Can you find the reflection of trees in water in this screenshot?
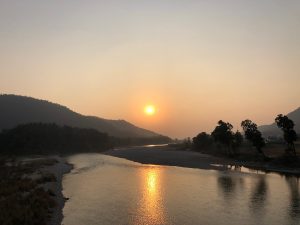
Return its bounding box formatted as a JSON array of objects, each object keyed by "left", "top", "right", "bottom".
[
  {"left": 249, "top": 176, "right": 268, "bottom": 214},
  {"left": 217, "top": 172, "right": 300, "bottom": 223},
  {"left": 218, "top": 175, "right": 236, "bottom": 200},
  {"left": 285, "top": 176, "right": 300, "bottom": 220},
  {"left": 217, "top": 173, "right": 244, "bottom": 201}
]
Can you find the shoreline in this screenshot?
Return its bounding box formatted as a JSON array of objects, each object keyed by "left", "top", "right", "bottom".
[
  {"left": 44, "top": 156, "right": 73, "bottom": 225},
  {"left": 104, "top": 145, "right": 300, "bottom": 176},
  {"left": 104, "top": 146, "right": 233, "bottom": 171},
  {"left": 21, "top": 155, "right": 74, "bottom": 225}
]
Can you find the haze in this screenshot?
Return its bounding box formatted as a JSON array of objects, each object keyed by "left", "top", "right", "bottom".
[{"left": 0, "top": 0, "right": 299, "bottom": 138}]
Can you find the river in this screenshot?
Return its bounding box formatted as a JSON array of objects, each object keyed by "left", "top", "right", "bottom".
[{"left": 62, "top": 153, "right": 300, "bottom": 225}]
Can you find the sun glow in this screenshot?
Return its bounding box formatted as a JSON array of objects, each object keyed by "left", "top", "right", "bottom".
[{"left": 144, "top": 105, "right": 156, "bottom": 116}]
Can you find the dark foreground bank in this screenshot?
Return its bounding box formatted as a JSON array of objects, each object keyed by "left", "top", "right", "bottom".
[{"left": 0, "top": 156, "right": 72, "bottom": 225}]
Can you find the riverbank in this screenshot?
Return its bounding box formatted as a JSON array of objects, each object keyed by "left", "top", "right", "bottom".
[
  {"left": 43, "top": 156, "right": 73, "bottom": 225},
  {"left": 0, "top": 156, "right": 72, "bottom": 225},
  {"left": 104, "top": 145, "right": 232, "bottom": 170},
  {"left": 104, "top": 145, "right": 300, "bottom": 176}
]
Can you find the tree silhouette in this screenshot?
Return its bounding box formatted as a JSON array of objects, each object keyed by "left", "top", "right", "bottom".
[
  {"left": 192, "top": 132, "right": 213, "bottom": 151},
  {"left": 211, "top": 120, "right": 234, "bottom": 155},
  {"left": 241, "top": 120, "right": 266, "bottom": 158},
  {"left": 275, "top": 114, "right": 298, "bottom": 156},
  {"left": 232, "top": 130, "right": 243, "bottom": 155}
]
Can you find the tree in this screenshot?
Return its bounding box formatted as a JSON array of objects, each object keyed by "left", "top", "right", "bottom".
[
  {"left": 232, "top": 130, "right": 243, "bottom": 155},
  {"left": 211, "top": 120, "right": 234, "bottom": 155},
  {"left": 241, "top": 120, "right": 266, "bottom": 158},
  {"left": 192, "top": 132, "right": 213, "bottom": 151},
  {"left": 275, "top": 114, "right": 298, "bottom": 156}
]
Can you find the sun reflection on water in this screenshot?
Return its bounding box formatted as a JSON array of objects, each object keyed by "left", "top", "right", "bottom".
[
  {"left": 147, "top": 169, "right": 157, "bottom": 194},
  {"left": 133, "top": 166, "right": 168, "bottom": 225}
]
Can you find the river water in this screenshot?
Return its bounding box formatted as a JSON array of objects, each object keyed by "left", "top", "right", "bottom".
[{"left": 62, "top": 153, "right": 300, "bottom": 225}]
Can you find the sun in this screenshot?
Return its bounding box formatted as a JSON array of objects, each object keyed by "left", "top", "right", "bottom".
[{"left": 144, "top": 105, "right": 156, "bottom": 116}]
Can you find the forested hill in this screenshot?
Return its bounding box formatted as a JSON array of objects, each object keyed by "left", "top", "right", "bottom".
[{"left": 0, "top": 94, "right": 169, "bottom": 139}]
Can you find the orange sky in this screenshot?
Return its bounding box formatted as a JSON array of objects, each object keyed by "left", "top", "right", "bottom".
[{"left": 0, "top": 1, "right": 299, "bottom": 138}]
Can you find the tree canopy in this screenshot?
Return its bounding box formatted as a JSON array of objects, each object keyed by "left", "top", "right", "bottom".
[
  {"left": 241, "top": 119, "right": 266, "bottom": 158},
  {"left": 275, "top": 114, "right": 298, "bottom": 155},
  {"left": 192, "top": 132, "right": 213, "bottom": 151},
  {"left": 211, "top": 120, "right": 235, "bottom": 155},
  {"left": 232, "top": 130, "right": 243, "bottom": 154}
]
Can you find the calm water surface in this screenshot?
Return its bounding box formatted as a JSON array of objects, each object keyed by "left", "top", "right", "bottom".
[{"left": 62, "top": 154, "right": 300, "bottom": 225}]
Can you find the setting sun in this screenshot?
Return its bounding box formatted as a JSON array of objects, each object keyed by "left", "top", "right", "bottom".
[{"left": 144, "top": 105, "right": 156, "bottom": 116}]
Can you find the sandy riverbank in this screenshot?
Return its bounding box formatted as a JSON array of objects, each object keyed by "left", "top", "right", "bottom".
[
  {"left": 42, "top": 156, "right": 73, "bottom": 225},
  {"left": 104, "top": 145, "right": 300, "bottom": 175},
  {"left": 23, "top": 156, "right": 73, "bottom": 225},
  {"left": 104, "top": 145, "right": 234, "bottom": 171}
]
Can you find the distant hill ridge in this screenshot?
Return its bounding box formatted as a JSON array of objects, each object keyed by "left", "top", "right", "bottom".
[
  {"left": 259, "top": 107, "right": 300, "bottom": 137},
  {"left": 0, "top": 94, "right": 166, "bottom": 138}
]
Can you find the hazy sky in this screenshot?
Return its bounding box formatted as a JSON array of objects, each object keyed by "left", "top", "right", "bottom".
[{"left": 0, "top": 0, "right": 299, "bottom": 138}]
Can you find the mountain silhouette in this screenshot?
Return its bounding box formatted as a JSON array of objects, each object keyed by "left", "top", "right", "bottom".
[
  {"left": 0, "top": 94, "right": 165, "bottom": 138},
  {"left": 259, "top": 107, "right": 300, "bottom": 137}
]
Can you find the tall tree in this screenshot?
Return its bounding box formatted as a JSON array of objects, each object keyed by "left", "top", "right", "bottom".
[
  {"left": 275, "top": 114, "right": 298, "bottom": 156},
  {"left": 192, "top": 132, "right": 213, "bottom": 151},
  {"left": 241, "top": 120, "right": 266, "bottom": 158},
  {"left": 232, "top": 130, "right": 243, "bottom": 155},
  {"left": 211, "top": 120, "right": 234, "bottom": 155}
]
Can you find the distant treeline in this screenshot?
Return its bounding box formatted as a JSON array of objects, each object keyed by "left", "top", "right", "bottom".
[
  {"left": 184, "top": 114, "right": 298, "bottom": 161},
  {"left": 0, "top": 123, "right": 111, "bottom": 154},
  {"left": 0, "top": 123, "right": 172, "bottom": 155}
]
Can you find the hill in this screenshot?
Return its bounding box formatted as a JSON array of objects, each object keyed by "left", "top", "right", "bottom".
[
  {"left": 259, "top": 107, "right": 300, "bottom": 137},
  {"left": 0, "top": 94, "right": 169, "bottom": 139}
]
